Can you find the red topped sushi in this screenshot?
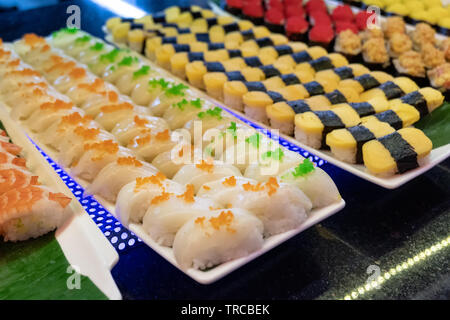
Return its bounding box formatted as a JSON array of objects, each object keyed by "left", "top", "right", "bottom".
[
  {"left": 331, "top": 5, "right": 354, "bottom": 22},
  {"left": 355, "top": 11, "right": 372, "bottom": 31},
  {"left": 226, "top": 0, "right": 243, "bottom": 16},
  {"left": 285, "top": 3, "right": 305, "bottom": 19},
  {"left": 267, "top": 0, "right": 284, "bottom": 11},
  {"left": 309, "top": 10, "right": 332, "bottom": 26},
  {"left": 286, "top": 16, "right": 309, "bottom": 41},
  {"left": 305, "top": 0, "right": 328, "bottom": 14},
  {"left": 265, "top": 7, "right": 285, "bottom": 33},
  {"left": 309, "top": 24, "right": 334, "bottom": 50},
  {"left": 242, "top": 1, "right": 264, "bottom": 25}
]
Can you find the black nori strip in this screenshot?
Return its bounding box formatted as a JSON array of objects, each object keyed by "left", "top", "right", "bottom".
[
  {"left": 274, "top": 45, "right": 293, "bottom": 56},
  {"left": 347, "top": 125, "right": 376, "bottom": 163},
  {"left": 205, "top": 62, "right": 225, "bottom": 72},
  {"left": 195, "top": 33, "right": 210, "bottom": 42},
  {"left": 310, "top": 56, "right": 334, "bottom": 72},
  {"left": 315, "top": 111, "right": 346, "bottom": 149},
  {"left": 223, "top": 22, "right": 240, "bottom": 33},
  {"left": 130, "top": 23, "right": 144, "bottom": 29},
  {"left": 349, "top": 102, "right": 375, "bottom": 117},
  {"left": 355, "top": 74, "right": 380, "bottom": 90},
  {"left": 173, "top": 44, "right": 190, "bottom": 52},
  {"left": 188, "top": 52, "right": 204, "bottom": 62},
  {"left": 227, "top": 49, "right": 242, "bottom": 58},
  {"left": 121, "top": 18, "right": 134, "bottom": 23},
  {"left": 378, "top": 132, "right": 418, "bottom": 173},
  {"left": 334, "top": 66, "right": 354, "bottom": 80},
  {"left": 259, "top": 65, "right": 281, "bottom": 78},
  {"left": 208, "top": 43, "right": 225, "bottom": 50},
  {"left": 141, "top": 35, "right": 147, "bottom": 54},
  {"left": 244, "top": 82, "right": 267, "bottom": 92},
  {"left": 281, "top": 73, "right": 301, "bottom": 85},
  {"left": 255, "top": 37, "right": 274, "bottom": 48},
  {"left": 162, "top": 36, "right": 177, "bottom": 44},
  {"left": 379, "top": 81, "right": 404, "bottom": 99},
  {"left": 326, "top": 90, "right": 347, "bottom": 104},
  {"left": 241, "top": 29, "right": 255, "bottom": 40},
  {"left": 291, "top": 51, "right": 312, "bottom": 63},
  {"left": 192, "top": 11, "right": 202, "bottom": 19},
  {"left": 206, "top": 18, "right": 218, "bottom": 27},
  {"left": 303, "top": 81, "right": 325, "bottom": 96},
  {"left": 267, "top": 91, "right": 285, "bottom": 103},
  {"left": 152, "top": 13, "right": 166, "bottom": 23},
  {"left": 178, "top": 28, "right": 191, "bottom": 34},
  {"left": 374, "top": 110, "right": 403, "bottom": 130},
  {"left": 226, "top": 71, "right": 245, "bottom": 81},
  {"left": 400, "top": 91, "right": 428, "bottom": 118},
  {"left": 179, "top": 6, "right": 191, "bottom": 12},
  {"left": 161, "top": 22, "right": 178, "bottom": 28},
  {"left": 288, "top": 100, "right": 311, "bottom": 114},
  {"left": 244, "top": 56, "right": 263, "bottom": 67}
]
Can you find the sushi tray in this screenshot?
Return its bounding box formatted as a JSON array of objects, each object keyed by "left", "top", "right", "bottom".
[
  {"left": 0, "top": 34, "right": 345, "bottom": 284},
  {"left": 0, "top": 105, "right": 121, "bottom": 299},
  {"left": 102, "top": 4, "right": 450, "bottom": 189}
]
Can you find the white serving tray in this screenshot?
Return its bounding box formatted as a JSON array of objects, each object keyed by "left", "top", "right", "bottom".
[
  {"left": 102, "top": 31, "right": 450, "bottom": 189},
  {"left": 0, "top": 104, "right": 121, "bottom": 300}
]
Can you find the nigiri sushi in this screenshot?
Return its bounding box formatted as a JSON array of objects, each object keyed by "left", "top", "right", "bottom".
[{"left": 127, "top": 129, "right": 176, "bottom": 162}]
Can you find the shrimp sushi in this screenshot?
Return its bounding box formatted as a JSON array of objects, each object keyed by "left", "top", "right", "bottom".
[
  {"left": 197, "top": 176, "right": 312, "bottom": 236},
  {"left": 0, "top": 168, "right": 39, "bottom": 194},
  {"left": 172, "top": 208, "right": 264, "bottom": 270},
  {"left": 362, "top": 127, "right": 432, "bottom": 176},
  {"left": 86, "top": 156, "right": 158, "bottom": 202}
]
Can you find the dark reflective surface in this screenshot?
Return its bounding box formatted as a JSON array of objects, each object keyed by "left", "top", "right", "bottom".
[{"left": 1, "top": 0, "right": 448, "bottom": 300}]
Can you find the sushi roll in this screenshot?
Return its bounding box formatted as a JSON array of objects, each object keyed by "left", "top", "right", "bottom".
[
  {"left": 393, "top": 51, "right": 427, "bottom": 87},
  {"left": 338, "top": 71, "right": 394, "bottom": 94},
  {"left": 359, "top": 77, "right": 419, "bottom": 101},
  {"left": 86, "top": 156, "right": 158, "bottom": 202},
  {"left": 173, "top": 160, "right": 242, "bottom": 193},
  {"left": 285, "top": 16, "right": 309, "bottom": 42},
  {"left": 172, "top": 208, "right": 264, "bottom": 270},
  {"left": 0, "top": 184, "right": 72, "bottom": 241},
  {"left": 294, "top": 104, "right": 361, "bottom": 149},
  {"left": 197, "top": 176, "right": 312, "bottom": 236},
  {"left": 388, "top": 88, "right": 445, "bottom": 118},
  {"left": 115, "top": 173, "right": 185, "bottom": 226},
  {"left": 334, "top": 30, "right": 362, "bottom": 62},
  {"left": 361, "top": 37, "right": 390, "bottom": 71},
  {"left": 362, "top": 127, "right": 432, "bottom": 176},
  {"left": 279, "top": 158, "right": 341, "bottom": 208},
  {"left": 361, "top": 103, "right": 421, "bottom": 130},
  {"left": 326, "top": 119, "right": 396, "bottom": 164},
  {"left": 221, "top": 25, "right": 271, "bottom": 44}
]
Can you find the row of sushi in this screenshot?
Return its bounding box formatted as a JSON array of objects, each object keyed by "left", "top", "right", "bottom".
[
  {"left": 0, "top": 120, "right": 72, "bottom": 242},
  {"left": 2, "top": 33, "right": 341, "bottom": 270},
  {"left": 334, "top": 14, "right": 450, "bottom": 94},
  {"left": 101, "top": 13, "right": 445, "bottom": 177}
]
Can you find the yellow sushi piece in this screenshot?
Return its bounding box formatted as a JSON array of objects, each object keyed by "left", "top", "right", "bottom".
[
  {"left": 112, "top": 22, "right": 131, "bottom": 43},
  {"left": 326, "top": 119, "right": 395, "bottom": 164},
  {"left": 259, "top": 42, "right": 308, "bottom": 59},
  {"left": 359, "top": 77, "right": 418, "bottom": 101},
  {"left": 127, "top": 29, "right": 145, "bottom": 53},
  {"left": 277, "top": 46, "right": 328, "bottom": 68},
  {"left": 266, "top": 101, "right": 297, "bottom": 135},
  {"left": 362, "top": 103, "right": 420, "bottom": 130},
  {"left": 362, "top": 127, "right": 432, "bottom": 176},
  {"left": 239, "top": 34, "right": 289, "bottom": 51},
  {"left": 295, "top": 53, "right": 349, "bottom": 76},
  {"left": 330, "top": 96, "right": 389, "bottom": 117},
  {"left": 106, "top": 17, "right": 122, "bottom": 31},
  {"left": 388, "top": 87, "right": 444, "bottom": 118},
  {"left": 303, "top": 86, "right": 360, "bottom": 111},
  {"left": 338, "top": 71, "right": 394, "bottom": 94},
  {"left": 314, "top": 64, "right": 370, "bottom": 85},
  {"left": 294, "top": 105, "right": 361, "bottom": 149}
]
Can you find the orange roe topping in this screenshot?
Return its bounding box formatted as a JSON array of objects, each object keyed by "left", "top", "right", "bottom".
[
  {"left": 117, "top": 156, "right": 143, "bottom": 167},
  {"left": 41, "top": 44, "right": 50, "bottom": 52},
  {"left": 50, "top": 55, "right": 63, "bottom": 64},
  {"left": 155, "top": 129, "right": 170, "bottom": 141},
  {"left": 77, "top": 78, "right": 104, "bottom": 92},
  {"left": 23, "top": 33, "right": 46, "bottom": 47},
  {"left": 83, "top": 140, "right": 119, "bottom": 161},
  {"left": 0, "top": 49, "right": 11, "bottom": 59},
  {"left": 196, "top": 160, "right": 214, "bottom": 173},
  {"left": 208, "top": 210, "right": 235, "bottom": 233},
  {"left": 265, "top": 177, "right": 279, "bottom": 196},
  {"left": 150, "top": 190, "right": 172, "bottom": 205},
  {"left": 225, "top": 203, "right": 232, "bottom": 209},
  {"left": 242, "top": 181, "right": 264, "bottom": 192},
  {"left": 100, "top": 102, "right": 133, "bottom": 113},
  {"left": 69, "top": 67, "right": 86, "bottom": 79},
  {"left": 222, "top": 176, "right": 236, "bottom": 187},
  {"left": 32, "top": 88, "right": 45, "bottom": 96},
  {"left": 135, "top": 134, "right": 151, "bottom": 146},
  {"left": 40, "top": 99, "right": 73, "bottom": 110},
  {"left": 134, "top": 115, "right": 149, "bottom": 126},
  {"left": 134, "top": 172, "right": 166, "bottom": 191},
  {"left": 202, "top": 185, "right": 211, "bottom": 190},
  {"left": 59, "top": 112, "right": 93, "bottom": 126},
  {"left": 49, "top": 192, "right": 72, "bottom": 208},
  {"left": 7, "top": 59, "right": 20, "bottom": 67},
  {"left": 46, "top": 61, "right": 76, "bottom": 73},
  {"left": 108, "top": 91, "right": 118, "bottom": 102},
  {"left": 74, "top": 126, "right": 100, "bottom": 140},
  {"left": 177, "top": 184, "right": 195, "bottom": 203},
  {"left": 195, "top": 216, "right": 205, "bottom": 226},
  {"left": 7, "top": 69, "right": 41, "bottom": 77},
  {"left": 23, "top": 81, "right": 47, "bottom": 88}
]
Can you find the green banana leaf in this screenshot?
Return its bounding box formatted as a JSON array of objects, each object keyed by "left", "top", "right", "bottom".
[
  {"left": 0, "top": 232, "right": 107, "bottom": 300},
  {"left": 415, "top": 102, "right": 450, "bottom": 149}
]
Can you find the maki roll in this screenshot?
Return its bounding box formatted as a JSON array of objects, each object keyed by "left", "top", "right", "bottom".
[
  {"left": 265, "top": 8, "right": 285, "bottom": 34},
  {"left": 427, "top": 63, "right": 450, "bottom": 100},
  {"left": 285, "top": 16, "right": 309, "bottom": 42},
  {"left": 361, "top": 103, "right": 420, "bottom": 130},
  {"left": 338, "top": 71, "right": 394, "bottom": 94},
  {"left": 362, "top": 128, "right": 432, "bottom": 176},
  {"left": 359, "top": 77, "right": 419, "bottom": 101},
  {"left": 393, "top": 51, "right": 427, "bottom": 87},
  {"left": 326, "top": 119, "right": 395, "bottom": 164},
  {"left": 361, "top": 37, "right": 390, "bottom": 71},
  {"left": 334, "top": 30, "right": 362, "bottom": 62},
  {"left": 294, "top": 104, "right": 361, "bottom": 149}
]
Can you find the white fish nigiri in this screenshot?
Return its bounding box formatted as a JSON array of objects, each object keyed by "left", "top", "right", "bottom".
[
  {"left": 111, "top": 114, "right": 169, "bottom": 146},
  {"left": 173, "top": 208, "right": 264, "bottom": 270},
  {"left": 127, "top": 129, "right": 176, "bottom": 162}
]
